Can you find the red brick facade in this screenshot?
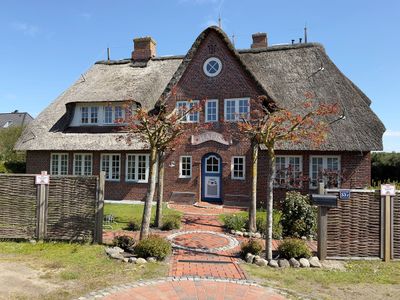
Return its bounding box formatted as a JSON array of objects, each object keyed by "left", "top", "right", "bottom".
[{"left": 25, "top": 31, "right": 373, "bottom": 205}]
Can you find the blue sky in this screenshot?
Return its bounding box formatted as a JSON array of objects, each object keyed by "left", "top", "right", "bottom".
[{"left": 0, "top": 0, "right": 399, "bottom": 151}]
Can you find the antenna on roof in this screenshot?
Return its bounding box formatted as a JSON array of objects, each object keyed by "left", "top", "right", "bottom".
[
  {"left": 231, "top": 33, "right": 235, "bottom": 47},
  {"left": 107, "top": 47, "right": 110, "bottom": 61},
  {"left": 218, "top": 14, "right": 222, "bottom": 28},
  {"left": 304, "top": 23, "right": 308, "bottom": 43}
]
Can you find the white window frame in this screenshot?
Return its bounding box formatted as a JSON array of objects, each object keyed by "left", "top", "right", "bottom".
[
  {"left": 125, "top": 154, "right": 150, "bottom": 183},
  {"left": 309, "top": 155, "right": 341, "bottom": 189},
  {"left": 50, "top": 153, "right": 69, "bottom": 175},
  {"left": 73, "top": 153, "right": 93, "bottom": 176},
  {"left": 179, "top": 156, "right": 192, "bottom": 178},
  {"left": 205, "top": 99, "right": 218, "bottom": 122},
  {"left": 101, "top": 153, "right": 121, "bottom": 181},
  {"left": 176, "top": 100, "right": 199, "bottom": 123},
  {"left": 231, "top": 156, "right": 246, "bottom": 180},
  {"left": 80, "top": 106, "right": 100, "bottom": 125},
  {"left": 224, "top": 98, "right": 250, "bottom": 122},
  {"left": 205, "top": 155, "right": 220, "bottom": 174},
  {"left": 274, "top": 155, "right": 303, "bottom": 188}
]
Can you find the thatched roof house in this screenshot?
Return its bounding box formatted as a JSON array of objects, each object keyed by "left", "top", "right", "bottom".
[{"left": 17, "top": 26, "right": 385, "bottom": 203}]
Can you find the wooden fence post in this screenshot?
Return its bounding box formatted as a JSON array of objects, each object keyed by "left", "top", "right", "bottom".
[
  {"left": 36, "top": 171, "right": 49, "bottom": 240},
  {"left": 94, "top": 171, "right": 105, "bottom": 244},
  {"left": 317, "top": 182, "right": 328, "bottom": 261}
]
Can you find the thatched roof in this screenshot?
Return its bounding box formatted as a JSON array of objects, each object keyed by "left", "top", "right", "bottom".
[{"left": 16, "top": 26, "right": 384, "bottom": 152}]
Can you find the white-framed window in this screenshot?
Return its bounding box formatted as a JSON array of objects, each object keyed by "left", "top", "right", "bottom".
[
  {"left": 81, "top": 106, "right": 99, "bottom": 124},
  {"left": 101, "top": 154, "right": 121, "bottom": 181},
  {"left": 126, "top": 154, "right": 150, "bottom": 183},
  {"left": 205, "top": 99, "right": 218, "bottom": 122},
  {"left": 309, "top": 156, "right": 341, "bottom": 189},
  {"left": 231, "top": 156, "right": 245, "bottom": 180},
  {"left": 179, "top": 156, "right": 192, "bottom": 178},
  {"left": 103, "top": 105, "right": 125, "bottom": 125},
  {"left": 274, "top": 156, "right": 303, "bottom": 188},
  {"left": 50, "top": 153, "right": 69, "bottom": 175},
  {"left": 176, "top": 100, "right": 199, "bottom": 122},
  {"left": 73, "top": 153, "right": 92, "bottom": 176},
  {"left": 205, "top": 155, "right": 220, "bottom": 173},
  {"left": 203, "top": 57, "right": 222, "bottom": 77},
  {"left": 224, "top": 98, "right": 250, "bottom": 121}
]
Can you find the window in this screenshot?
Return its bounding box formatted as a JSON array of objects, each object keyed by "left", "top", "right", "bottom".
[
  {"left": 81, "top": 106, "right": 99, "bottom": 124},
  {"left": 203, "top": 57, "right": 222, "bottom": 77},
  {"left": 274, "top": 156, "right": 302, "bottom": 187},
  {"left": 104, "top": 106, "right": 113, "bottom": 124},
  {"left": 205, "top": 155, "right": 220, "bottom": 173},
  {"left": 179, "top": 156, "right": 192, "bottom": 178},
  {"left": 126, "top": 154, "right": 149, "bottom": 183},
  {"left": 115, "top": 106, "right": 123, "bottom": 121},
  {"left": 224, "top": 98, "right": 249, "bottom": 121},
  {"left": 101, "top": 154, "right": 120, "bottom": 181},
  {"left": 310, "top": 156, "right": 341, "bottom": 188},
  {"left": 176, "top": 100, "right": 199, "bottom": 122},
  {"left": 50, "top": 153, "right": 68, "bottom": 175},
  {"left": 205, "top": 99, "right": 218, "bottom": 122},
  {"left": 73, "top": 153, "right": 92, "bottom": 176},
  {"left": 231, "top": 156, "right": 245, "bottom": 180}
]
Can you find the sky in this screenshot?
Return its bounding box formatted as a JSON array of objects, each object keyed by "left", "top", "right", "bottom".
[{"left": 0, "top": 0, "right": 399, "bottom": 151}]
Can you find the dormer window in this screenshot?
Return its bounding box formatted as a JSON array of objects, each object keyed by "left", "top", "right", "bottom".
[
  {"left": 74, "top": 103, "right": 127, "bottom": 126},
  {"left": 104, "top": 105, "right": 125, "bottom": 125}
]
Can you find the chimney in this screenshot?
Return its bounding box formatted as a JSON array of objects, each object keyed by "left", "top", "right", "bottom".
[
  {"left": 251, "top": 32, "right": 268, "bottom": 49},
  {"left": 131, "top": 36, "right": 156, "bottom": 61}
]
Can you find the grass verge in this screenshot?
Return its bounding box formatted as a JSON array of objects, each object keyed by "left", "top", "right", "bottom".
[{"left": 0, "top": 241, "right": 168, "bottom": 300}]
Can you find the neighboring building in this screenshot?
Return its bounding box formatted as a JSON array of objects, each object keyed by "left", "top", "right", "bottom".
[
  {"left": 16, "top": 26, "right": 385, "bottom": 205},
  {"left": 0, "top": 110, "right": 33, "bottom": 129}
]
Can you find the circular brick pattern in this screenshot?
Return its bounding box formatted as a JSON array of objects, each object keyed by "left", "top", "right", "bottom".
[{"left": 167, "top": 230, "right": 239, "bottom": 253}]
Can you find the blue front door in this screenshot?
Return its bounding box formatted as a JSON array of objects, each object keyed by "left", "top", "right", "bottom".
[{"left": 201, "top": 153, "right": 222, "bottom": 202}]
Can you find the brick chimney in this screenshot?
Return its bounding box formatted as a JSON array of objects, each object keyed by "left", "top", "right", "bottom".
[
  {"left": 251, "top": 32, "right": 268, "bottom": 49},
  {"left": 131, "top": 37, "right": 156, "bottom": 61}
]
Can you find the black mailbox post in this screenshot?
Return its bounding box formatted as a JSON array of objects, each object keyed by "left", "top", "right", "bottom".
[{"left": 311, "top": 194, "right": 338, "bottom": 208}]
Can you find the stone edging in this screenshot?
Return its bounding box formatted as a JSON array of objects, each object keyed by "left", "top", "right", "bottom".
[
  {"left": 166, "top": 230, "right": 239, "bottom": 253},
  {"left": 76, "top": 276, "right": 262, "bottom": 300}
]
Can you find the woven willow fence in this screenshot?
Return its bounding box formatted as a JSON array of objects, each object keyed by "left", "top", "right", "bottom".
[
  {"left": 393, "top": 194, "right": 400, "bottom": 259},
  {"left": 0, "top": 174, "right": 104, "bottom": 243},
  {"left": 326, "top": 190, "right": 380, "bottom": 258}
]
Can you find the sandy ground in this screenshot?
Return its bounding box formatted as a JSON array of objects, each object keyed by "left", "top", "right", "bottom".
[{"left": 0, "top": 262, "right": 60, "bottom": 300}]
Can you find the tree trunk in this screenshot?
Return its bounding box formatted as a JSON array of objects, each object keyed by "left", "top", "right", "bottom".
[
  {"left": 155, "top": 151, "right": 165, "bottom": 228},
  {"left": 265, "top": 147, "right": 275, "bottom": 260},
  {"left": 140, "top": 147, "right": 158, "bottom": 240},
  {"left": 248, "top": 140, "right": 258, "bottom": 232}
]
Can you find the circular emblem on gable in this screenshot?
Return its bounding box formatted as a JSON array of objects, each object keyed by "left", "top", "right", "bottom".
[{"left": 203, "top": 57, "right": 222, "bottom": 77}]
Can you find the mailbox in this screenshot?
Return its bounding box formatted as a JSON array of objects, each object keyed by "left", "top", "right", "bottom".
[{"left": 311, "top": 194, "right": 338, "bottom": 208}]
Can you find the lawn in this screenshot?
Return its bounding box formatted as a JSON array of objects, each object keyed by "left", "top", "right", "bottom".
[
  {"left": 104, "top": 202, "right": 182, "bottom": 230},
  {"left": 0, "top": 241, "right": 168, "bottom": 300},
  {"left": 243, "top": 260, "right": 400, "bottom": 300}
]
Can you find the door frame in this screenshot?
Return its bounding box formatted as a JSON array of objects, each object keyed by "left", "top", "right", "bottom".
[{"left": 201, "top": 153, "right": 222, "bottom": 203}]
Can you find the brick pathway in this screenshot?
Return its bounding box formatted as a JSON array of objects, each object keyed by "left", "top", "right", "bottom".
[{"left": 101, "top": 278, "right": 286, "bottom": 300}]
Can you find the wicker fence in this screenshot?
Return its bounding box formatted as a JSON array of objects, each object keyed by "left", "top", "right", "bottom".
[
  {"left": 0, "top": 174, "right": 104, "bottom": 243},
  {"left": 324, "top": 189, "right": 399, "bottom": 259}
]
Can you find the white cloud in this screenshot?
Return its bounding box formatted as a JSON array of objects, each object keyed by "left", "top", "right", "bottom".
[
  {"left": 10, "top": 22, "right": 39, "bottom": 37},
  {"left": 384, "top": 130, "right": 400, "bottom": 137}
]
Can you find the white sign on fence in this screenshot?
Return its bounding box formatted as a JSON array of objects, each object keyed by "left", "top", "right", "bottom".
[
  {"left": 381, "top": 184, "right": 396, "bottom": 196},
  {"left": 35, "top": 171, "right": 50, "bottom": 185}
]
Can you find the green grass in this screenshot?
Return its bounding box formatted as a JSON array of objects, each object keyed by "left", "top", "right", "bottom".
[
  {"left": 0, "top": 241, "right": 168, "bottom": 300},
  {"left": 104, "top": 203, "right": 182, "bottom": 230},
  {"left": 243, "top": 260, "right": 400, "bottom": 299}
]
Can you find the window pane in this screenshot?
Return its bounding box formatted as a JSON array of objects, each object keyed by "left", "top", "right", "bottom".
[
  {"left": 111, "top": 155, "right": 120, "bottom": 180},
  {"left": 81, "top": 107, "right": 89, "bottom": 124},
  {"left": 74, "top": 154, "right": 82, "bottom": 175},
  {"left": 51, "top": 154, "right": 59, "bottom": 175},
  {"left": 127, "top": 155, "right": 136, "bottom": 181},
  {"left": 90, "top": 107, "right": 98, "bottom": 123},
  {"left": 115, "top": 106, "right": 123, "bottom": 121},
  {"left": 233, "top": 157, "right": 244, "bottom": 179},
  {"left": 206, "top": 101, "right": 217, "bottom": 121},
  {"left": 104, "top": 106, "right": 113, "bottom": 124},
  {"left": 83, "top": 155, "right": 92, "bottom": 175},
  {"left": 181, "top": 156, "right": 192, "bottom": 177},
  {"left": 225, "top": 100, "right": 236, "bottom": 121},
  {"left": 138, "top": 155, "right": 147, "bottom": 181},
  {"left": 238, "top": 99, "right": 249, "bottom": 120}
]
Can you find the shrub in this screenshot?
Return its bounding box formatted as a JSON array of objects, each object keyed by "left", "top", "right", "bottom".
[
  {"left": 161, "top": 214, "right": 182, "bottom": 230},
  {"left": 281, "top": 191, "right": 316, "bottom": 238},
  {"left": 277, "top": 238, "right": 311, "bottom": 259},
  {"left": 222, "top": 214, "right": 247, "bottom": 231},
  {"left": 126, "top": 219, "right": 141, "bottom": 231},
  {"left": 4, "top": 160, "right": 26, "bottom": 173},
  {"left": 240, "top": 239, "right": 263, "bottom": 257},
  {"left": 113, "top": 235, "right": 136, "bottom": 252},
  {"left": 255, "top": 210, "right": 283, "bottom": 239},
  {"left": 134, "top": 235, "right": 172, "bottom": 260}
]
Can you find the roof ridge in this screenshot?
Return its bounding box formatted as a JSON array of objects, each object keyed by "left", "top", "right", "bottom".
[{"left": 238, "top": 42, "right": 325, "bottom": 54}]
